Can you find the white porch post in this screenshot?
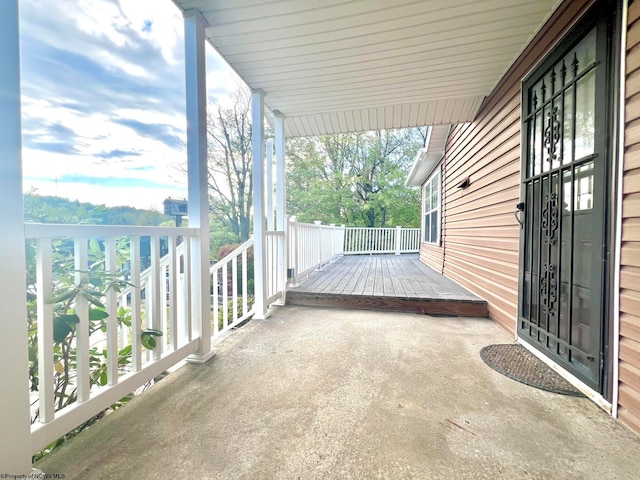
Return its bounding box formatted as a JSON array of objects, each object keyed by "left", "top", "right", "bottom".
[
  {"left": 183, "top": 9, "right": 213, "bottom": 363},
  {"left": 0, "top": 1, "right": 32, "bottom": 474},
  {"left": 274, "top": 112, "right": 288, "bottom": 303},
  {"left": 252, "top": 90, "right": 269, "bottom": 319}
]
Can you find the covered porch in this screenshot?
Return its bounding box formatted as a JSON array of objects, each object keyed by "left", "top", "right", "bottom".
[
  {"left": 4, "top": 0, "right": 638, "bottom": 475},
  {"left": 35, "top": 306, "right": 640, "bottom": 479}
]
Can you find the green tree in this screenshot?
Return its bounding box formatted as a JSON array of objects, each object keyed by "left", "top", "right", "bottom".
[
  {"left": 206, "top": 87, "right": 253, "bottom": 242},
  {"left": 24, "top": 191, "right": 170, "bottom": 226},
  {"left": 287, "top": 128, "right": 427, "bottom": 227}
]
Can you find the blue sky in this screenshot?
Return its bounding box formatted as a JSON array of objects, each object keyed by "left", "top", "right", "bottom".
[{"left": 19, "top": 0, "right": 241, "bottom": 210}]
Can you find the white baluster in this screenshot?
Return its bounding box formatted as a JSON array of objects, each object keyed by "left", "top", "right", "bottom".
[
  {"left": 105, "top": 238, "right": 118, "bottom": 386},
  {"left": 74, "top": 238, "right": 90, "bottom": 403},
  {"left": 36, "top": 238, "right": 54, "bottom": 423}
]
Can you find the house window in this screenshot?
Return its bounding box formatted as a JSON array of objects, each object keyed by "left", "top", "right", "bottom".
[{"left": 422, "top": 168, "right": 440, "bottom": 245}]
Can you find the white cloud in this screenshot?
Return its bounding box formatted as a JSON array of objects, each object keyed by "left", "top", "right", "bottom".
[{"left": 18, "top": 0, "right": 236, "bottom": 214}]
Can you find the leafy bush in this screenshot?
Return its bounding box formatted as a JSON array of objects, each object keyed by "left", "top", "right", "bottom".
[{"left": 26, "top": 237, "right": 161, "bottom": 460}]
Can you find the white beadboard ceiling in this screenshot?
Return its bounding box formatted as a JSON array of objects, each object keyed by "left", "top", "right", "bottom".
[{"left": 172, "top": 0, "right": 559, "bottom": 137}]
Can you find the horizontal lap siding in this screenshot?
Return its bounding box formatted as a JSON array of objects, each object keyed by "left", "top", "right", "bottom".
[
  {"left": 621, "top": 0, "right": 640, "bottom": 434},
  {"left": 442, "top": 105, "right": 521, "bottom": 334},
  {"left": 431, "top": 0, "right": 594, "bottom": 336},
  {"left": 420, "top": 242, "right": 444, "bottom": 273}
]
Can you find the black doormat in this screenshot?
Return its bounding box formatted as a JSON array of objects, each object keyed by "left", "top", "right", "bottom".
[{"left": 480, "top": 344, "right": 584, "bottom": 396}]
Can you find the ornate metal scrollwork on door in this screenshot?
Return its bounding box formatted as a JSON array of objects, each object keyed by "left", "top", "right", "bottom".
[
  {"left": 540, "top": 264, "right": 558, "bottom": 317},
  {"left": 541, "top": 193, "right": 559, "bottom": 245},
  {"left": 544, "top": 106, "right": 561, "bottom": 163},
  {"left": 548, "top": 265, "right": 557, "bottom": 317}
]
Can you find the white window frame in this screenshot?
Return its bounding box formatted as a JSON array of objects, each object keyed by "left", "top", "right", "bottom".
[{"left": 422, "top": 167, "right": 441, "bottom": 246}]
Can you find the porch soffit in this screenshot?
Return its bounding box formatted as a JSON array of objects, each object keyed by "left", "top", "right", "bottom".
[{"left": 173, "top": 0, "right": 559, "bottom": 137}]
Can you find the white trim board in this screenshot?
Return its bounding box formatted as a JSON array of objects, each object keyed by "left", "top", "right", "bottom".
[{"left": 517, "top": 338, "right": 612, "bottom": 415}]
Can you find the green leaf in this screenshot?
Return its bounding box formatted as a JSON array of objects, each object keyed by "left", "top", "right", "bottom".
[
  {"left": 50, "top": 290, "right": 75, "bottom": 304},
  {"left": 89, "top": 238, "right": 101, "bottom": 256},
  {"left": 53, "top": 318, "right": 73, "bottom": 343},
  {"left": 85, "top": 295, "right": 106, "bottom": 309},
  {"left": 99, "top": 369, "right": 108, "bottom": 386},
  {"left": 119, "top": 344, "right": 132, "bottom": 357},
  {"left": 142, "top": 328, "right": 163, "bottom": 336},
  {"left": 141, "top": 334, "right": 156, "bottom": 350},
  {"left": 141, "top": 328, "right": 162, "bottom": 350},
  {"left": 58, "top": 313, "right": 80, "bottom": 326},
  {"left": 81, "top": 288, "right": 102, "bottom": 298},
  {"left": 88, "top": 308, "right": 109, "bottom": 321}
]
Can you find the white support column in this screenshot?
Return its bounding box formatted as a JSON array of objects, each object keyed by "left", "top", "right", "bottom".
[
  {"left": 252, "top": 90, "right": 269, "bottom": 319},
  {"left": 0, "top": 1, "right": 32, "bottom": 474},
  {"left": 183, "top": 9, "right": 214, "bottom": 363},
  {"left": 275, "top": 112, "right": 287, "bottom": 232},
  {"left": 274, "top": 112, "right": 288, "bottom": 304},
  {"left": 266, "top": 138, "right": 274, "bottom": 231}
]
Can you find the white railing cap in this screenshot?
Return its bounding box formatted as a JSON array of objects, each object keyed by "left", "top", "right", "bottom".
[{"left": 25, "top": 223, "right": 198, "bottom": 239}]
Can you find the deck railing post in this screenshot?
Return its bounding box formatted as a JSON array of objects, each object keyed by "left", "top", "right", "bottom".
[
  {"left": 183, "top": 9, "right": 213, "bottom": 363},
  {"left": 314, "top": 221, "right": 323, "bottom": 270},
  {"left": 289, "top": 216, "right": 298, "bottom": 287},
  {"left": 0, "top": 1, "right": 32, "bottom": 472},
  {"left": 329, "top": 224, "right": 336, "bottom": 261},
  {"left": 395, "top": 226, "right": 402, "bottom": 254}
]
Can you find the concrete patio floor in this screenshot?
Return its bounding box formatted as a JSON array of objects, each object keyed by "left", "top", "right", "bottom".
[{"left": 37, "top": 306, "right": 640, "bottom": 479}]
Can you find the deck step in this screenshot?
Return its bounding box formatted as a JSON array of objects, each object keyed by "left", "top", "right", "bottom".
[{"left": 286, "top": 291, "right": 488, "bottom": 317}]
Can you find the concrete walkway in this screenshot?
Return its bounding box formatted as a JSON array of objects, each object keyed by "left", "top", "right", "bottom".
[{"left": 37, "top": 306, "right": 640, "bottom": 479}]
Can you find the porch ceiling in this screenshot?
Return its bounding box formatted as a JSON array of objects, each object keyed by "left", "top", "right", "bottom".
[{"left": 172, "top": 0, "right": 559, "bottom": 137}]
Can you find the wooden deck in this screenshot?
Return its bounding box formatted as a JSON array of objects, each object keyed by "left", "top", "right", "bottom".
[{"left": 287, "top": 254, "right": 488, "bottom": 317}]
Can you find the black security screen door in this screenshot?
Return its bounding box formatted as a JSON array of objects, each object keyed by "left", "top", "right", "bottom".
[{"left": 519, "top": 6, "right": 613, "bottom": 391}]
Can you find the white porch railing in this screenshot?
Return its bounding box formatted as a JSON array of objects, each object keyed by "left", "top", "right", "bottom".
[
  {"left": 343, "top": 226, "right": 420, "bottom": 255},
  {"left": 24, "top": 221, "right": 418, "bottom": 457},
  {"left": 25, "top": 223, "right": 202, "bottom": 455},
  {"left": 211, "top": 239, "right": 255, "bottom": 336},
  {"left": 288, "top": 219, "right": 345, "bottom": 284}
]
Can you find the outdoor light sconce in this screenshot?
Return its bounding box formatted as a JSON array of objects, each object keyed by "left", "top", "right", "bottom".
[
  {"left": 515, "top": 202, "right": 525, "bottom": 228},
  {"left": 457, "top": 176, "right": 471, "bottom": 189}
]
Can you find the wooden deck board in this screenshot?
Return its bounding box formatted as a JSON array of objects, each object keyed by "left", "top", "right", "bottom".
[
  {"left": 304, "top": 259, "right": 348, "bottom": 293},
  {"left": 389, "top": 256, "right": 418, "bottom": 298},
  {"left": 385, "top": 257, "right": 402, "bottom": 296},
  {"left": 287, "top": 254, "right": 488, "bottom": 317},
  {"left": 332, "top": 259, "right": 359, "bottom": 295},
  {"left": 382, "top": 257, "right": 397, "bottom": 296}
]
